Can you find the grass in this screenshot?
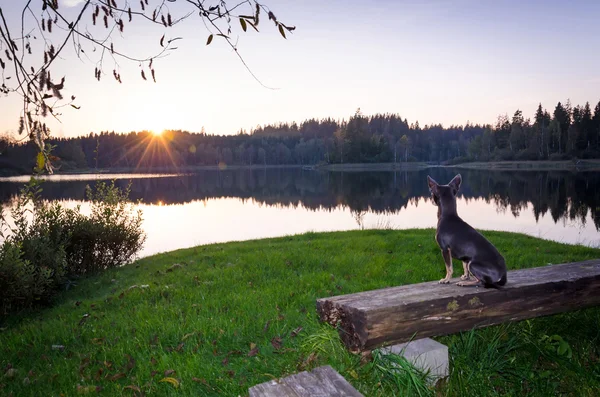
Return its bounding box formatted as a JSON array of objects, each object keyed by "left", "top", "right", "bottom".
[{"left": 1, "top": 229, "right": 599, "bottom": 396}]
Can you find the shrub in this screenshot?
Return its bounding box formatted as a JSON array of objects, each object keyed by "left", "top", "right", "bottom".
[
  {"left": 66, "top": 181, "right": 146, "bottom": 275},
  {"left": 0, "top": 241, "right": 56, "bottom": 313},
  {"left": 515, "top": 149, "right": 539, "bottom": 161},
  {"left": 0, "top": 179, "right": 146, "bottom": 315}
]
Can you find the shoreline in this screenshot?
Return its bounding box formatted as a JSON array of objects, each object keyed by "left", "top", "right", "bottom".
[
  {"left": 2, "top": 159, "right": 600, "bottom": 177},
  {"left": 451, "top": 159, "right": 600, "bottom": 171}
]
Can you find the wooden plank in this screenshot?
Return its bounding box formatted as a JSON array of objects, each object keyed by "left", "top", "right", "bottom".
[
  {"left": 282, "top": 370, "right": 334, "bottom": 397},
  {"left": 316, "top": 259, "right": 600, "bottom": 352},
  {"left": 249, "top": 366, "right": 363, "bottom": 397},
  {"left": 249, "top": 378, "right": 298, "bottom": 397},
  {"left": 311, "top": 366, "right": 364, "bottom": 397}
]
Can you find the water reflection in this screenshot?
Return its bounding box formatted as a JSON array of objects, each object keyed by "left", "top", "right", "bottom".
[{"left": 0, "top": 168, "right": 598, "bottom": 256}]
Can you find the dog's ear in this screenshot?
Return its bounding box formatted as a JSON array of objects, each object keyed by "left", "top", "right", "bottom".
[
  {"left": 427, "top": 175, "right": 439, "bottom": 194},
  {"left": 449, "top": 174, "right": 462, "bottom": 195}
]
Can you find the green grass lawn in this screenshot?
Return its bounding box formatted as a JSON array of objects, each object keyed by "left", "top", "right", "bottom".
[{"left": 1, "top": 229, "right": 599, "bottom": 396}]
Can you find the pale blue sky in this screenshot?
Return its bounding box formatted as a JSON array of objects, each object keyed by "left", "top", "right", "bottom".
[{"left": 1, "top": 0, "right": 599, "bottom": 137}]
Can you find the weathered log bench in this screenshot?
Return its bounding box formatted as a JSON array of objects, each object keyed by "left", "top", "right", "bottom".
[
  {"left": 249, "top": 365, "right": 363, "bottom": 397},
  {"left": 317, "top": 259, "right": 600, "bottom": 352}
]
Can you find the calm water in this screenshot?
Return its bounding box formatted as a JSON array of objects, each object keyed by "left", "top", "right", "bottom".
[{"left": 0, "top": 168, "right": 598, "bottom": 257}]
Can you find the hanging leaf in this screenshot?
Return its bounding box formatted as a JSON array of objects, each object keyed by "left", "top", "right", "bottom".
[
  {"left": 247, "top": 21, "right": 259, "bottom": 32},
  {"left": 160, "top": 34, "right": 165, "bottom": 47},
  {"left": 240, "top": 18, "right": 247, "bottom": 32},
  {"left": 36, "top": 151, "right": 45, "bottom": 171},
  {"left": 206, "top": 34, "right": 213, "bottom": 45},
  {"left": 278, "top": 24, "right": 286, "bottom": 39}
]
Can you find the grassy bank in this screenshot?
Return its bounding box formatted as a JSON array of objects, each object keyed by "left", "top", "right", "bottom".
[
  {"left": 1, "top": 230, "right": 599, "bottom": 396},
  {"left": 453, "top": 159, "right": 600, "bottom": 171},
  {"left": 314, "top": 162, "right": 429, "bottom": 171}
]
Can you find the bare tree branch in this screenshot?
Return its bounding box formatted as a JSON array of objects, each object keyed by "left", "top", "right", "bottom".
[{"left": 0, "top": 0, "right": 294, "bottom": 173}]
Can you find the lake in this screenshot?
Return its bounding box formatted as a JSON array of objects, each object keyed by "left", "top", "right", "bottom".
[{"left": 0, "top": 167, "right": 598, "bottom": 257}]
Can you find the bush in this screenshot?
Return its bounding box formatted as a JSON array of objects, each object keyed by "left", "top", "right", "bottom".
[
  {"left": 492, "top": 149, "right": 514, "bottom": 161},
  {"left": 515, "top": 149, "right": 539, "bottom": 161},
  {"left": 67, "top": 182, "right": 146, "bottom": 275},
  {"left": 0, "top": 242, "right": 56, "bottom": 313},
  {"left": 0, "top": 179, "right": 145, "bottom": 314}
]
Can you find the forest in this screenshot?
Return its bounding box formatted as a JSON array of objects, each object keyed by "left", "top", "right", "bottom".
[{"left": 1, "top": 100, "right": 599, "bottom": 174}]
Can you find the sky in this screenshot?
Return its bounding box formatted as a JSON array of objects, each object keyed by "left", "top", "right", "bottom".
[{"left": 1, "top": 0, "right": 600, "bottom": 138}]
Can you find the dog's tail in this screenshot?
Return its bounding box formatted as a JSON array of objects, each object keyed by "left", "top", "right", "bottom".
[{"left": 483, "top": 273, "right": 507, "bottom": 289}]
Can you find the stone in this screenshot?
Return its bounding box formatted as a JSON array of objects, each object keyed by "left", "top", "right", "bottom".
[{"left": 378, "top": 337, "right": 449, "bottom": 380}]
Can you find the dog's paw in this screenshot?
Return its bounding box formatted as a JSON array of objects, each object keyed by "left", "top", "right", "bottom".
[
  {"left": 438, "top": 278, "right": 450, "bottom": 284},
  {"left": 460, "top": 274, "right": 470, "bottom": 281},
  {"left": 456, "top": 281, "right": 467, "bottom": 287}
]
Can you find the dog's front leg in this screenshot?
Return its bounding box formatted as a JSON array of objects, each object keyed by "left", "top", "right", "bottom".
[{"left": 439, "top": 248, "right": 453, "bottom": 284}]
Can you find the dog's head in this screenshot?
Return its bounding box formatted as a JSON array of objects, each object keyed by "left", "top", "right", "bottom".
[{"left": 427, "top": 174, "right": 462, "bottom": 207}]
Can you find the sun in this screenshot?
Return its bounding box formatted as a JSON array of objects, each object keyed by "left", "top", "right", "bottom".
[{"left": 151, "top": 130, "right": 164, "bottom": 137}]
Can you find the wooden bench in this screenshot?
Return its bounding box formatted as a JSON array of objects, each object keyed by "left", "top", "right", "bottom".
[
  {"left": 316, "top": 259, "right": 600, "bottom": 352},
  {"left": 249, "top": 365, "right": 363, "bottom": 397}
]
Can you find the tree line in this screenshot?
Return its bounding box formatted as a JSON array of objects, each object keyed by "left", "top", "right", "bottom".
[{"left": 1, "top": 100, "right": 599, "bottom": 174}]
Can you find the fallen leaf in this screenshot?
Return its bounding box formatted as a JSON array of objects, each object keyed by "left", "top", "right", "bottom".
[
  {"left": 123, "top": 385, "right": 141, "bottom": 392},
  {"left": 76, "top": 385, "right": 98, "bottom": 394},
  {"left": 263, "top": 321, "right": 270, "bottom": 333},
  {"left": 248, "top": 346, "right": 259, "bottom": 357},
  {"left": 124, "top": 354, "right": 135, "bottom": 371},
  {"left": 175, "top": 343, "right": 185, "bottom": 352},
  {"left": 94, "top": 368, "right": 103, "bottom": 381},
  {"left": 164, "top": 369, "right": 175, "bottom": 376},
  {"left": 150, "top": 371, "right": 159, "bottom": 377},
  {"left": 270, "top": 337, "right": 283, "bottom": 350},
  {"left": 4, "top": 368, "right": 16, "bottom": 378},
  {"left": 79, "top": 358, "right": 91, "bottom": 375},
  {"left": 150, "top": 357, "right": 157, "bottom": 366},
  {"left": 300, "top": 352, "right": 318, "bottom": 370},
  {"left": 109, "top": 373, "right": 126, "bottom": 381},
  {"left": 91, "top": 338, "right": 104, "bottom": 345},
  {"left": 273, "top": 347, "right": 297, "bottom": 354},
  {"left": 159, "top": 377, "right": 180, "bottom": 388},
  {"left": 79, "top": 314, "right": 90, "bottom": 326},
  {"left": 181, "top": 332, "right": 195, "bottom": 342},
  {"left": 290, "top": 326, "right": 303, "bottom": 337},
  {"left": 166, "top": 263, "right": 183, "bottom": 272},
  {"left": 221, "top": 357, "right": 229, "bottom": 366}
]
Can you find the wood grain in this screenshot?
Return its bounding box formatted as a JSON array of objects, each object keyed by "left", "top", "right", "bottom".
[
  {"left": 316, "top": 259, "right": 600, "bottom": 351},
  {"left": 248, "top": 365, "right": 363, "bottom": 397}
]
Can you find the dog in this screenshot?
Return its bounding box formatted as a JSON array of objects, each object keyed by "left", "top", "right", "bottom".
[{"left": 427, "top": 174, "right": 507, "bottom": 288}]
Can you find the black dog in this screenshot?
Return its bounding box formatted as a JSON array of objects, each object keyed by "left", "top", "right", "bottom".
[{"left": 427, "top": 174, "right": 507, "bottom": 288}]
